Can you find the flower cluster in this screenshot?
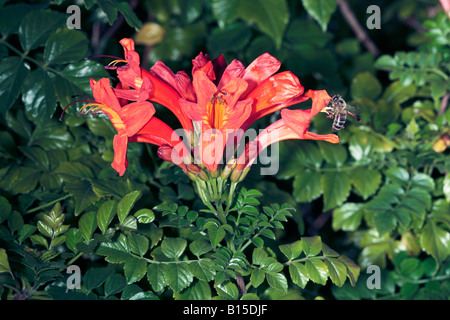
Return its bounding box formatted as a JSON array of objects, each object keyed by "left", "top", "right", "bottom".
[{"left": 65, "top": 38, "right": 339, "bottom": 209}]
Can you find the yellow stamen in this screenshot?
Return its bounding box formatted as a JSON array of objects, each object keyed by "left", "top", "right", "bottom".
[{"left": 108, "top": 59, "right": 128, "bottom": 67}]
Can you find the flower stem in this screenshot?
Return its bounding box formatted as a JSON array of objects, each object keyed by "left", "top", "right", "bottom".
[{"left": 225, "top": 182, "right": 238, "bottom": 215}]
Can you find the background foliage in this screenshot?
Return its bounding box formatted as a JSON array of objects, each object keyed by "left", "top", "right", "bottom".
[{"left": 0, "top": 0, "right": 449, "bottom": 300}]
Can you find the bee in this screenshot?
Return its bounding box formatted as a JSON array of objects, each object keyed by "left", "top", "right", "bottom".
[{"left": 325, "top": 95, "right": 360, "bottom": 132}]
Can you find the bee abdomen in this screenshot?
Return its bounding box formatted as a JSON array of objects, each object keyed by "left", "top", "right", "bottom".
[{"left": 332, "top": 113, "right": 347, "bottom": 131}]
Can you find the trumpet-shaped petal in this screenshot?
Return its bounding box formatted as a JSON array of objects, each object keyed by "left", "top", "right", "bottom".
[
  {"left": 89, "top": 78, "right": 155, "bottom": 176},
  {"left": 234, "top": 90, "right": 339, "bottom": 177}
]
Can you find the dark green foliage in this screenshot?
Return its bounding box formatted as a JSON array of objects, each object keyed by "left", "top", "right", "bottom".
[{"left": 0, "top": 0, "right": 449, "bottom": 300}]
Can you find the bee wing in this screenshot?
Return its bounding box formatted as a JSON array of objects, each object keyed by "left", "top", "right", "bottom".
[{"left": 346, "top": 105, "right": 361, "bottom": 121}]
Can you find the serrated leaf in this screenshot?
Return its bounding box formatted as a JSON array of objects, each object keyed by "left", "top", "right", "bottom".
[
  {"left": 419, "top": 220, "right": 450, "bottom": 267},
  {"left": 332, "top": 203, "right": 364, "bottom": 232},
  {"left": 189, "top": 240, "right": 213, "bottom": 257},
  {"left": 208, "top": 225, "right": 226, "bottom": 248},
  {"left": 21, "top": 69, "right": 57, "bottom": 121},
  {"left": 0, "top": 249, "right": 13, "bottom": 278},
  {"left": 293, "top": 169, "right": 323, "bottom": 203},
  {"left": 190, "top": 259, "right": 216, "bottom": 282},
  {"left": 124, "top": 257, "right": 147, "bottom": 284},
  {"left": 97, "top": 200, "right": 117, "bottom": 234},
  {"left": 37, "top": 221, "right": 53, "bottom": 238},
  {"left": 128, "top": 233, "right": 149, "bottom": 257},
  {"left": 44, "top": 28, "right": 88, "bottom": 64},
  {"left": 250, "top": 268, "right": 265, "bottom": 288},
  {"left": 161, "top": 238, "right": 187, "bottom": 260},
  {"left": 84, "top": 267, "right": 114, "bottom": 291},
  {"left": 305, "top": 259, "right": 328, "bottom": 285},
  {"left": 350, "top": 167, "right": 382, "bottom": 200},
  {"left": 78, "top": 211, "right": 97, "bottom": 242},
  {"left": 322, "top": 171, "right": 351, "bottom": 211},
  {"left": 117, "top": 191, "right": 142, "bottom": 223},
  {"left": 134, "top": 208, "right": 154, "bottom": 224},
  {"left": 104, "top": 274, "right": 127, "bottom": 297},
  {"left": 97, "top": 240, "right": 131, "bottom": 264},
  {"left": 324, "top": 257, "right": 347, "bottom": 287},
  {"left": 18, "top": 10, "right": 66, "bottom": 52},
  {"left": 147, "top": 263, "right": 166, "bottom": 292},
  {"left": 0, "top": 57, "right": 29, "bottom": 116},
  {"left": 64, "top": 180, "right": 99, "bottom": 216},
  {"left": 266, "top": 272, "right": 288, "bottom": 292},
  {"left": 164, "top": 263, "right": 193, "bottom": 293},
  {"left": 216, "top": 282, "right": 239, "bottom": 300},
  {"left": 279, "top": 240, "right": 302, "bottom": 260},
  {"left": 289, "top": 262, "right": 308, "bottom": 289},
  {"left": 301, "top": 236, "right": 322, "bottom": 257},
  {"left": 65, "top": 228, "right": 83, "bottom": 253}
]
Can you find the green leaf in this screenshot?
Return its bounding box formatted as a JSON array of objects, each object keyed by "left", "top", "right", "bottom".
[
  {"left": 338, "top": 255, "right": 360, "bottom": 286},
  {"left": 0, "top": 249, "right": 13, "bottom": 278},
  {"left": 128, "top": 233, "right": 149, "bottom": 256},
  {"left": 350, "top": 167, "right": 382, "bottom": 200},
  {"left": 78, "top": 211, "right": 97, "bottom": 242},
  {"left": 237, "top": 0, "right": 289, "bottom": 49},
  {"left": 190, "top": 259, "right": 216, "bottom": 282},
  {"left": 44, "top": 28, "right": 88, "bottom": 65},
  {"left": 64, "top": 180, "right": 99, "bottom": 215},
  {"left": 374, "top": 55, "right": 397, "bottom": 71},
  {"left": 0, "top": 3, "right": 47, "bottom": 37},
  {"left": 289, "top": 262, "right": 308, "bottom": 289},
  {"left": 208, "top": 224, "right": 226, "bottom": 248},
  {"left": 22, "top": 69, "right": 56, "bottom": 121},
  {"left": 60, "top": 60, "right": 109, "bottom": 94},
  {"left": 305, "top": 259, "right": 328, "bottom": 285},
  {"left": 18, "top": 10, "right": 66, "bottom": 52},
  {"left": 266, "top": 272, "right": 288, "bottom": 293},
  {"left": 0, "top": 57, "right": 29, "bottom": 116},
  {"left": 84, "top": 267, "right": 113, "bottom": 291},
  {"left": 37, "top": 220, "right": 53, "bottom": 238},
  {"left": 0, "top": 196, "right": 11, "bottom": 224},
  {"left": 189, "top": 240, "right": 213, "bottom": 257},
  {"left": 124, "top": 257, "right": 147, "bottom": 284},
  {"left": 134, "top": 209, "right": 155, "bottom": 224},
  {"left": 443, "top": 174, "right": 450, "bottom": 202},
  {"left": 250, "top": 268, "right": 265, "bottom": 288},
  {"left": 30, "top": 234, "right": 48, "bottom": 249},
  {"left": 211, "top": 0, "right": 240, "bottom": 26},
  {"left": 385, "top": 167, "right": 410, "bottom": 186},
  {"left": 279, "top": 240, "right": 302, "bottom": 260},
  {"left": 147, "top": 263, "right": 167, "bottom": 292},
  {"left": 164, "top": 263, "right": 193, "bottom": 293},
  {"left": 351, "top": 72, "right": 382, "bottom": 100},
  {"left": 65, "top": 228, "right": 83, "bottom": 253},
  {"left": 216, "top": 282, "right": 239, "bottom": 300},
  {"left": 8, "top": 211, "right": 23, "bottom": 234},
  {"left": 324, "top": 258, "right": 347, "bottom": 287},
  {"left": 301, "top": 0, "right": 337, "bottom": 32},
  {"left": 292, "top": 169, "right": 323, "bottom": 203},
  {"left": 319, "top": 142, "right": 348, "bottom": 166},
  {"left": 18, "top": 224, "right": 37, "bottom": 243},
  {"left": 115, "top": 1, "right": 142, "bottom": 29},
  {"left": 207, "top": 22, "right": 252, "bottom": 57},
  {"left": 419, "top": 220, "right": 450, "bottom": 267},
  {"left": 322, "top": 171, "right": 351, "bottom": 211},
  {"left": 117, "top": 191, "right": 142, "bottom": 224},
  {"left": 372, "top": 211, "right": 397, "bottom": 235},
  {"left": 175, "top": 280, "right": 212, "bottom": 300},
  {"left": 104, "top": 274, "right": 127, "bottom": 297},
  {"left": 332, "top": 203, "right": 364, "bottom": 232},
  {"left": 301, "top": 236, "right": 322, "bottom": 257},
  {"left": 161, "top": 238, "right": 187, "bottom": 260},
  {"left": 97, "top": 200, "right": 117, "bottom": 234}
]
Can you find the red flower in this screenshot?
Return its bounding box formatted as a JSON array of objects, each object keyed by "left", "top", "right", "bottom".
[
  {"left": 233, "top": 90, "right": 339, "bottom": 180},
  {"left": 179, "top": 52, "right": 305, "bottom": 172},
  {"left": 88, "top": 78, "right": 155, "bottom": 176},
  {"left": 110, "top": 38, "right": 194, "bottom": 132}
]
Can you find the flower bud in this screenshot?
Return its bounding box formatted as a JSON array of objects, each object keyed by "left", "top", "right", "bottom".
[{"left": 220, "top": 158, "right": 237, "bottom": 180}]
